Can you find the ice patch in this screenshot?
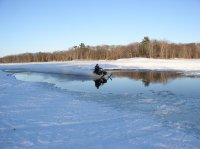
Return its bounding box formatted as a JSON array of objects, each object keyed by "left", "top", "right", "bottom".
[
  {"left": 38, "top": 139, "right": 49, "bottom": 144},
  {"left": 155, "top": 105, "right": 180, "bottom": 116},
  {"left": 21, "top": 141, "right": 34, "bottom": 146},
  {"left": 139, "top": 98, "right": 157, "bottom": 104}
]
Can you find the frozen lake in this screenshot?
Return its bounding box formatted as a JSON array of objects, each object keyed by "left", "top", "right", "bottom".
[{"left": 1, "top": 70, "right": 200, "bottom": 148}]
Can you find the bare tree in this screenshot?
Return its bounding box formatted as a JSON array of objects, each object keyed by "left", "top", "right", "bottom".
[{"left": 1, "top": 39, "right": 200, "bottom": 63}]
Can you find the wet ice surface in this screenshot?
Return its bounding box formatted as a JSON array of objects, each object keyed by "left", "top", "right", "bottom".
[{"left": 1, "top": 71, "right": 200, "bottom": 149}]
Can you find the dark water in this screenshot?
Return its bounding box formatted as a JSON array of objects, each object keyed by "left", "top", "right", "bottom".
[{"left": 14, "top": 70, "right": 200, "bottom": 97}]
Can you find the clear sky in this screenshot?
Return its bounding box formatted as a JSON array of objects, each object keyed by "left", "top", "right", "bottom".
[{"left": 0, "top": 0, "right": 200, "bottom": 57}]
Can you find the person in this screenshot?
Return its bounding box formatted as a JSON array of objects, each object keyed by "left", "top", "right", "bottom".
[{"left": 94, "top": 64, "right": 102, "bottom": 75}]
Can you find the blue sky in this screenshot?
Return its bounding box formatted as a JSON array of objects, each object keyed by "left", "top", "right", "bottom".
[{"left": 0, "top": 0, "right": 200, "bottom": 57}]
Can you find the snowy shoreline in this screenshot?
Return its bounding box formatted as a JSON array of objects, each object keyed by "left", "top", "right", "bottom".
[{"left": 0, "top": 58, "right": 200, "bottom": 76}]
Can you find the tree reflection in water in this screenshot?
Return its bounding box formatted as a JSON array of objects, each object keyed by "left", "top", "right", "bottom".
[
  {"left": 112, "top": 71, "right": 183, "bottom": 87},
  {"left": 93, "top": 71, "right": 184, "bottom": 89}
]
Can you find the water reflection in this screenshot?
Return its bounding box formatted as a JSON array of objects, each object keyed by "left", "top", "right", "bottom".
[
  {"left": 13, "top": 70, "right": 195, "bottom": 95},
  {"left": 94, "top": 77, "right": 108, "bottom": 89},
  {"left": 112, "top": 71, "right": 183, "bottom": 86},
  {"left": 95, "top": 70, "right": 185, "bottom": 89}
]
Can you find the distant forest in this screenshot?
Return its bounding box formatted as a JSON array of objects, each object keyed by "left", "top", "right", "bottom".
[{"left": 1, "top": 37, "right": 200, "bottom": 63}]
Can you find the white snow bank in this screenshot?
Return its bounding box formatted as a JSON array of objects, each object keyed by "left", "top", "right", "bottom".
[{"left": 0, "top": 58, "right": 200, "bottom": 76}]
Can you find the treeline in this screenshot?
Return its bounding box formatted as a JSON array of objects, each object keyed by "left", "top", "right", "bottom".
[{"left": 1, "top": 37, "right": 200, "bottom": 63}]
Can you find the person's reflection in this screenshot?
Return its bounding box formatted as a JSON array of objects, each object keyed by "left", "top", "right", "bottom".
[
  {"left": 94, "top": 77, "right": 108, "bottom": 89},
  {"left": 142, "top": 79, "right": 150, "bottom": 86}
]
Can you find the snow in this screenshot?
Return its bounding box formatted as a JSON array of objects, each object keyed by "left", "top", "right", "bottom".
[
  {"left": 1, "top": 71, "right": 200, "bottom": 149},
  {"left": 1, "top": 58, "right": 200, "bottom": 148},
  {"left": 0, "top": 58, "right": 200, "bottom": 77}
]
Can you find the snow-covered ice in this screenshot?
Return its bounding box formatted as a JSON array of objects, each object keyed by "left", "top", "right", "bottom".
[
  {"left": 1, "top": 58, "right": 200, "bottom": 149},
  {"left": 1, "top": 58, "right": 200, "bottom": 76}
]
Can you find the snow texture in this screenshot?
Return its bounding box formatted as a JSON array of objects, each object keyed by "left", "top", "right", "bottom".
[
  {"left": 1, "top": 71, "right": 200, "bottom": 149},
  {"left": 1, "top": 58, "right": 200, "bottom": 148}
]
